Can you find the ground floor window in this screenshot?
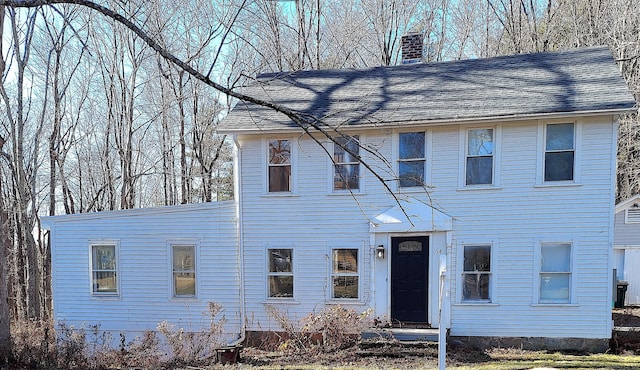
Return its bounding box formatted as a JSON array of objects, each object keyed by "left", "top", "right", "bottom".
[
  {"left": 91, "top": 244, "right": 118, "bottom": 295},
  {"left": 462, "top": 245, "right": 491, "bottom": 302},
  {"left": 331, "top": 248, "right": 359, "bottom": 299},
  {"left": 172, "top": 245, "right": 196, "bottom": 298},
  {"left": 539, "top": 243, "right": 572, "bottom": 303},
  {"left": 268, "top": 248, "right": 293, "bottom": 298}
]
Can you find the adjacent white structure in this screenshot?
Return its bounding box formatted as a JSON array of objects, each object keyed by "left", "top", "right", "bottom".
[
  {"left": 43, "top": 46, "right": 637, "bottom": 351},
  {"left": 614, "top": 195, "right": 640, "bottom": 305}
]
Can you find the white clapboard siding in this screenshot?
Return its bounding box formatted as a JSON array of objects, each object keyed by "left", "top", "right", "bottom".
[
  {"left": 43, "top": 202, "right": 240, "bottom": 344},
  {"left": 238, "top": 116, "right": 616, "bottom": 339},
  {"left": 613, "top": 195, "right": 640, "bottom": 305}
]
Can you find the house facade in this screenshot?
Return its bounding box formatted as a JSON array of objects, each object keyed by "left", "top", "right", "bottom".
[
  {"left": 43, "top": 46, "right": 636, "bottom": 351},
  {"left": 614, "top": 195, "right": 640, "bottom": 305}
]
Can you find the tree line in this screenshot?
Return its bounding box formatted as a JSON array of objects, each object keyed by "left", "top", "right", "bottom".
[{"left": 0, "top": 0, "right": 639, "bottom": 360}]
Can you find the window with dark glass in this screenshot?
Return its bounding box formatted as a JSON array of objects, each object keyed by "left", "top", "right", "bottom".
[
  {"left": 466, "top": 129, "right": 494, "bottom": 185},
  {"left": 462, "top": 245, "right": 491, "bottom": 301},
  {"left": 332, "top": 249, "right": 359, "bottom": 299},
  {"left": 91, "top": 245, "right": 117, "bottom": 294},
  {"left": 399, "top": 132, "right": 425, "bottom": 187},
  {"left": 268, "top": 139, "right": 291, "bottom": 192},
  {"left": 540, "top": 243, "right": 571, "bottom": 303},
  {"left": 172, "top": 245, "right": 196, "bottom": 297},
  {"left": 268, "top": 249, "right": 293, "bottom": 298},
  {"left": 544, "top": 123, "right": 574, "bottom": 182},
  {"left": 333, "top": 136, "right": 360, "bottom": 191}
]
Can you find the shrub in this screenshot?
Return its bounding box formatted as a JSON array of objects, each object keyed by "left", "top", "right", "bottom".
[
  {"left": 302, "top": 305, "right": 372, "bottom": 352},
  {"left": 265, "top": 304, "right": 372, "bottom": 354}
]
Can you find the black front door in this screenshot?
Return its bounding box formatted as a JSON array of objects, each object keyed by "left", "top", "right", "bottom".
[{"left": 391, "top": 236, "right": 429, "bottom": 323}]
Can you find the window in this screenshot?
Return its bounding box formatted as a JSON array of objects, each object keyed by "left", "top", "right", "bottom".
[
  {"left": 172, "top": 245, "right": 196, "bottom": 297},
  {"left": 331, "top": 249, "right": 359, "bottom": 299},
  {"left": 398, "top": 132, "right": 425, "bottom": 187},
  {"left": 333, "top": 135, "right": 360, "bottom": 191},
  {"left": 268, "top": 248, "right": 293, "bottom": 298},
  {"left": 544, "top": 123, "right": 574, "bottom": 182},
  {"left": 466, "top": 129, "right": 493, "bottom": 185},
  {"left": 539, "top": 243, "right": 572, "bottom": 303},
  {"left": 462, "top": 245, "right": 491, "bottom": 302},
  {"left": 91, "top": 244, "right": 117, "bottom": 294},
  {"left": 268, "top": 139, "right": 291, "bottom": 192}
]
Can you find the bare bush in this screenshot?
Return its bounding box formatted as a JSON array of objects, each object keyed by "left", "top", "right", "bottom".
[
  {"left": 302, "top": 305, "right": 372, "bottom": 352},
  {"left": 156, "top": 301, "right": 227, "bottom": 366},
  {"left": 266, "top": 304, "right": 373, "bottom": 354}
]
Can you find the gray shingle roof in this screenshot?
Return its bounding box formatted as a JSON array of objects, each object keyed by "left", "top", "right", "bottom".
[{"left": 218, "top": 46, "right": 636, "bottom": 133}]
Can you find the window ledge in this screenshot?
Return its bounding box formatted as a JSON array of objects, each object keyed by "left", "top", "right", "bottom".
[
  {"left": 456, "top": 186, "right": 502, "bottom": 192},
  {"left": 328, "top": 191, "right": 366, "bottom": 196},
  {"left": 327, "top": 300, "right": 366, "bottom": 306},
  {"left": 530, "top": 303, "right": 578, "bottom": 307},
  {"left": 261, "top": 193, "right": 300, "bottom": 198},
  {"left": 91, "top": 294, "right": 120, "bottom": 300},
  {"left": 263, "top": 299, "right": 300, "bottom": 305},
  {"left": 453, "top": 303, "right": 499, "bottom": 307},
  {"left": 171, "top": 297, "right": 199, "bottom": 302},
  {"left": 534, "top": 182, "right": 582, "bottom": 188}
]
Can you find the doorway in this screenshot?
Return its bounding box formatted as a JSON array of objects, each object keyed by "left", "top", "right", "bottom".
[{"left": 390, "top": 236, "right": 429, "bottom": 324}]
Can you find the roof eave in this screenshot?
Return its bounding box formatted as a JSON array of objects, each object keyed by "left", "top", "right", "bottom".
[{"left": 218, "top": 106, "right": 636, "bottom": 135}]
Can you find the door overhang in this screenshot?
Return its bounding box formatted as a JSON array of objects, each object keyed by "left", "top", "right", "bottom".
[{"left": 370, "top": 200, "right": 452, "bottom": 233}]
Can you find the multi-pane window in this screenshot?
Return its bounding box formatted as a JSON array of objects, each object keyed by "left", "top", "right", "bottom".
[
  {"left": 268, "top": 248, "right": 293, "bottom": 298},
  {"left": 462, "top": 245, "right": 491, "bottom": 302},
  {"left": 332, "top": 249, "right": 359, "bottom": 299},
  {"left": 466, "top": 129, "right": 494, "bottom": 185},
  {"left": 172, "top": 245, "right": 196, "bottom": 297},
  {"left": 268, "top": 139, "right": 291, "bottom": 192},
  {"left": 398, "top": 132, "right": 425, "bottom": 187},
  {"left": 544, "top": 123, "right": 574, "bottom": 182},
  {"left": 540, "top": 243, "right": 572, "bottom": 303},
  {"left": 333, "top": 136, "right": 360, "bottom": 191},
  {"left": 91, "top": 245, "right": 117, "bottom": 294}
]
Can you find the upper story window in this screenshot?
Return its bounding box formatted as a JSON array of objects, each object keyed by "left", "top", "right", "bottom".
[
  {"left": 333, "top": 135, "right": 360, "bottom": 191},
  {"left": 331, "top": 248, "right": 359, "bottom": 299},
  {"left": 544, "top": 123, "right": 574, "bottom": 182},
  {"left": 172, "top": 245, "right": 196, "bottom": 298},
  {"left": 466, "top": 128, "right": 494, "bottom": 185},
  {"left": 462, "top": 245, "right": 492, "bottom": 302},
  {"left": 398, "top": 132, "right": 425, "bottom": 187},
  {"left": 268, "top": 248, "right": 294, "bottom": 298},
  {"left": 539, "top": 243, "right": 572, "bottom": 303},
  {"left": 91, "top": 244, "right": 118, "bottom": 295},
  {"left": 268, "top": 139, "right": 291, "bottom": 192}
]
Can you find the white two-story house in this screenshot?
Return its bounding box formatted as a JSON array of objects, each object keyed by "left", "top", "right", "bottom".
[{"left": 42, "top": 45, "right": 636, "bottom": 351}]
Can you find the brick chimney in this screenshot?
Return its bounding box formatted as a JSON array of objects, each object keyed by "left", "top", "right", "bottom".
[{"left": 401, "top": 33, "right": 423, "bottom": 64}]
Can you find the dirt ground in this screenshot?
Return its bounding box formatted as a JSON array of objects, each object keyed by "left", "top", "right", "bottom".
[
  {"left": 221, "top": 307, "right": 640, "bottom": 369},
  {"left": 613, "top": 306, "right": 640, "bottom": 327}
]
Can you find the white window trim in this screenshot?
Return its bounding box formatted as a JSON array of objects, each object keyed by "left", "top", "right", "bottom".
[
  {"left": 328, "top": 135, "right": 365, "bottom": 194},
  {"left": 393, "top": 129, "right": 432, "bottom": 191},
  {"left": 328, "top": 247, "right": 362, "bottom": 302},
  {"left": 265, "top": 245, "right": 297, "bottom": 301},
  {"left": 534, "top": 240, "right": 576, "bottom": 305},
  {"left": 458, "top": 125, "right": 501, "bottom": 189},
  {"left": 263, "top": 137, "right": 297, "bottom": 196},
  {"left": 536, "top": 120, "right": 581, "bottom": 186},
  {"left": 89, "top": 240, "right": 120, "bottom": 298},
  {"left": 456, "top": 241, "right": 495, "bottom": 304},
  {"left": 168, "top": 240, "right": 200, "bottom": 300}
]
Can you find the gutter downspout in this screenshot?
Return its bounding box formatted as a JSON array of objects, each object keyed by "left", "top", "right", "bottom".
[{"left": 230, "top": 134, "right": 246, "bottom": 347}]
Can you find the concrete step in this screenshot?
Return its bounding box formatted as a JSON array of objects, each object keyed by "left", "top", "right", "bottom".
[{"left": 361, "top": 328, "right": 440, "bottom": 342}]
